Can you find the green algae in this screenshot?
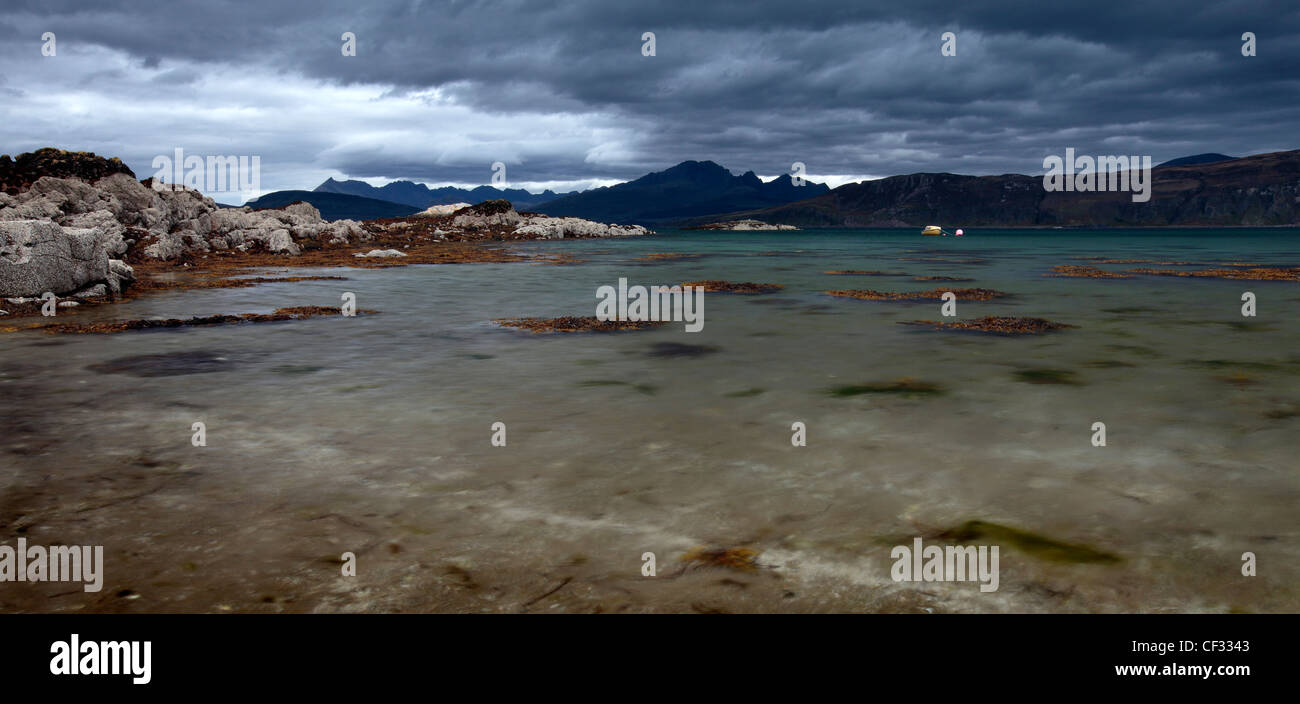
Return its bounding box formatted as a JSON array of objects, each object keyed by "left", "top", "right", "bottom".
[
  {"left": 1263, "top": 406, "right": 1300, "bottom": 420},
  {"left": 272, "top": 364, "right": 325, "bottom": 375},
  {"left": 1187, "top": 359, "right": 1285, "bottom": 372},
  {"left": 1082, "top": 359, "right": 1138, "bottom": 369},
  {"left": 1013, "top": 368, "right": 1084, "bottom": 385},
  {"left": 938, "top": 520, "right": 1121, "bottom": 564},
  {"left": 579, "top": 379, "right": 658, "bottom": 395},
  {"left": 1220, "top": 320, "right": 1277, "bottom": 332},
  {"left": 828, "top": 379, "right": 944, "bottom": 397},
  {"left": 1105, "top": 344, "right": 1164, "bottom": 358}
]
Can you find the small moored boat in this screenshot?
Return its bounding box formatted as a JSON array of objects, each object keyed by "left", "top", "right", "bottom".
[{"left": 921, "top": 225, "right": 944, "bottom": 236}]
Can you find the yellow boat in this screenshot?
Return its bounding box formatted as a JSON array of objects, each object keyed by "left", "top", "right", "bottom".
[{"left": 921, "top": 225, "right": 944, "bottom": 236}]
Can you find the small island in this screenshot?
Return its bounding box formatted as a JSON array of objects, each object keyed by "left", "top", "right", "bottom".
[{"left": 684, "top": 219, "right": 799, "bottom": 231}]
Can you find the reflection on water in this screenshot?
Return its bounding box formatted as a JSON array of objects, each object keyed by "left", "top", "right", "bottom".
[{"left": 2, "top": 228, "right": 1298, "bottom": 613}]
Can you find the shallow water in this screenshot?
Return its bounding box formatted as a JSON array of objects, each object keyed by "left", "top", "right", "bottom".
[{"left": 2, "top": 228, "right": 1298, "bottom": 613}]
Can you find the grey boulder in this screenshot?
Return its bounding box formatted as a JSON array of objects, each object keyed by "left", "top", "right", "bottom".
[{"left": 0, "top": 219, "right": 132, "bottom": 298}]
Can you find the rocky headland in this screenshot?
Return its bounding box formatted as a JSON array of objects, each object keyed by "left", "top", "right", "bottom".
[{"left": 0, "top": 149, "right": 650, "bottom": 318}]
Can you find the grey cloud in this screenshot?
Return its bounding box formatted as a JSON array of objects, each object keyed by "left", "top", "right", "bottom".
[{"left": 1, "top": 0, "right": 1297, "bottom": 191}]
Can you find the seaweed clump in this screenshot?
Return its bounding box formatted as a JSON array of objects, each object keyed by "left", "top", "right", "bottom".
[
  {"left": 681, "top": 280, "right": 784, "bottom": 294},
  {"left": 828, "top": 378, "right": 944, "bottom": 397},
  {"left": 681, "top": 547, "right": 761, "bottom": 572},
  {"left": 1013, "top": 368, "right": 1084, "bottom": 385},
  {"left": 1046, "top": 265, "right": 1132, "bottom": 279},
  {"left": 899, "top": 316, "right": 1076, "bottom": 335},
  {"left": 825, "top": 287, "right": 1008, "bottom": 301},
  {"left": 646, "top": 342, "right": 720, "bottom": 358},
  {"left": 28, "top": 306, "right": 366, "bottom": 334},
  {"left": 494, "top": 316, "right": 666, "bottom": 333},
  {"left": 1126, "top": 267, "right": 1300, "bottom": 282},
  {"left": 937, "top": 520, "right": 1120, "bottom": 564}
]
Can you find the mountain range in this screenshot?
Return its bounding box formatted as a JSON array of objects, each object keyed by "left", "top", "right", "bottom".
[
  {"left": 244, "top": 151, "right": 1297, "bottom": 227},
  {"left": 531, "top": 161, "right": 830, "bottom": 224},
  {"left": 245, "top": 190, "right": 419, "bottom": 220},
  {"left": 314, "top": 177, "right": 571, "bottom": 211},
  {"left": 718, "top": 150, "right": 1299, "bottom": 227}
]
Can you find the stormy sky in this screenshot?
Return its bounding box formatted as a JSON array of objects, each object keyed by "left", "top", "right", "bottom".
[{"left": 1, "top": 0, "right": 1297, "bottom": 203}]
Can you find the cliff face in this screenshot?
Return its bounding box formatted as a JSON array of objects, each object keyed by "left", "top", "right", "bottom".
[{"left": 736, "top": 150, "right": 1300, "bottom": 227}]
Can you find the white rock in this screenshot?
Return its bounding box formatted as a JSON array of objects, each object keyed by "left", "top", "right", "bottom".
[
  {"left": 514, "top": 216, "right": 649, "bottom": 239},
  {"left": 0, "top": 175, "right": 369, "bottom": 269},
  {"left": 417, "top": 202, "right": 472, "bottom": 216},
  {"left": 453, "top": 208, "right": 523, "bottom": 229},
  {"left": 0, "top": 220, "right": 111, "bottom": 298},
  {"left": 354, "top": 249, "right": 408, "bottom": 258}
]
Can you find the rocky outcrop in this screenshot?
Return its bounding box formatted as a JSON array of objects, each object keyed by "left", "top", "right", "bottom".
[
  {"left": 0, "top": 172, "right": 372, "bottom": 262},
  {"left": 0, "top": 148, "right": 135, "bottom": 196},
  {"left": 0, "top": 220, "right": 132, "bottom": 298},
  {"left": 684, "top": 219, "right": 798, "bottom": 231},
  {"left": 354, "top": 248, "right": 408, "bottom": 258},
  {"left": 416, "top": 202, "right": 472, "bottom": 216},
  {"left": 0, "top": 148, "right": 650, "bottom": 300},
  {"left": 433, "top": 199, "right": 650, "bottom": 239},
  {"left": 512, "top": 216, "right": 649, "bottom": 239},
  {"left": 0, "top": 154, "right": 372, "bottom": 298},
  {"left": 451, "top": 199, "right": 525, "bottom": 229}
]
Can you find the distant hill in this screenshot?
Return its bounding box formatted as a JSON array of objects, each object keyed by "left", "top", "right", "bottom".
[
  {"left": 314, "top": 177, "right": 571, "bottom": 211},
  {"left": 245, "top": 190, "right": 419, "bottom": 221},
  {"left": 724, "top": 150, "right": 1300, "bottom": 227},
  {"left": 1157, "top": 153, "right": 1234, "bottom": 167},
  {"left": 532, "top": 161, "right": 830, "bottom": 224}
]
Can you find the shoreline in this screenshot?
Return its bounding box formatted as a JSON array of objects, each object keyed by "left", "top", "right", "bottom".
[{"left": 1, "top": 199, "right": 641, "bottom": 326}]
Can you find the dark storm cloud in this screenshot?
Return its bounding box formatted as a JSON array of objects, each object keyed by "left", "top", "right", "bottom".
[{"left": 2, "top": 0, "right": 1298, "bottom": 191}]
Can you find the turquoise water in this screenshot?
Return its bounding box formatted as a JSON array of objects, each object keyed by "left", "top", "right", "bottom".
[{"left": 2, "top": 228, "right": 1298, "bottom": 613}]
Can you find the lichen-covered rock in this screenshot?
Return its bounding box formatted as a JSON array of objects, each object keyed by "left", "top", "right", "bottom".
[
  {"left": 513, "top": 216, "right": 649, "bottom": 239},
  {"left": 453, "top": 199, "right": 525, "bottom": 229},
  {"left": 0, "top": 163, "right": 370, "bottom": 280},
  {"left": 688, "top": 219, "right": 798, "bottom": 231},
  {"left": 0, "top": 148, "right": 135, "bottom": 195},
  {"left": 376, "top": 199, "right": 649, "bottom": 241},
  {"left": 0, "top": 220, "right": 114, "bottom": 298}
]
